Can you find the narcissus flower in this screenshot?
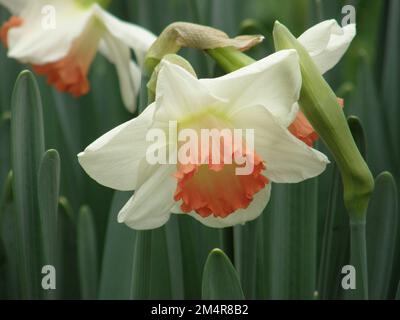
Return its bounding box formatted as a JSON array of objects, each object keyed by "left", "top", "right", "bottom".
[
  {"left": 288, "top": 20, "right": 355, "bottom": 146},
  {"left": 0, "top": 0, "right": 156, "bottom": 112},
  {"left": 78, "top": 50, "right": 329, "bottom": 229}
]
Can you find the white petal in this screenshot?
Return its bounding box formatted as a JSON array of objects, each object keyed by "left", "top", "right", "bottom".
[
  {"left": 78, "top": 103, "right": 156, "bottom": 191},
  {"left": 298, "top": 20, "right": 356, "bottom": 74},
  {"left": 201, "top": 49, "right": 302, "bottom": 127},
  {"left": 7, "top": 0, "right": 95, "bottom": 64},
  {"left": 156, "top": 61, "right": 224, "bottom": 120},
  {"left": 93, "top": 5, "right": 156, "bottom": 67},
  {"left": 118, "top": 164, "right": 176, "bottom": 230},
  {"left": 230, "top": 104, "right": 329, "bottom": 183},
  {"left": 180, "top": 184, "right": 271, "bottom": 228},
  {"left": 0, "top": 0, "right": 27, "bottom": 14},
  {"left": 99, "top": 34, "right": 141, "bottom": 113}
]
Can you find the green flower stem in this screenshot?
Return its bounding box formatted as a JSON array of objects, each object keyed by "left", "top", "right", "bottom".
[{"left": 206, "top": 47, "right": 255, "bottom": 72}]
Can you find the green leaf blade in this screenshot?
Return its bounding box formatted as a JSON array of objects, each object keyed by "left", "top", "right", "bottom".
[
  {"left": 37, "top": 149, "right": 60, "bottom": 299},
  {"left": 77, "top": 205, "right": 99, "bottom": 299},
  {"left": 11, "top": 70, "right": 45, "bottom": 299},
  {"left": 367, "top": 172, "right": 398, "bottom": 299},
  {"left": 202, "top": 248, "right": 244, "bottom": 300}
]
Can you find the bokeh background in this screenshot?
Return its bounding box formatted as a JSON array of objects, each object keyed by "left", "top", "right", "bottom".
[{"left": 0, "top": 0, "right": 399, "bottom": 300}]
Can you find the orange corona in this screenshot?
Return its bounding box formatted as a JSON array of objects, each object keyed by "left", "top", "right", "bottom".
[{"left": 174, "top": 148, "right": 269, "bottom": 218}]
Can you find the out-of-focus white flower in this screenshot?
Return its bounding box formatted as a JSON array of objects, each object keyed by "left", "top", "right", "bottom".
[
  {"left": 78, "top": 50, "right": 329, "bottom": 230},
  {"left": 0, "top": 0, "right": 156, "bottom": 112}
]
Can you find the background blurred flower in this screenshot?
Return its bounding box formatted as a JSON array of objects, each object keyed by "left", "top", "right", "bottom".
[
  {"left": 0, "top": 0, "right": 156, "bottom": 112},
  {"left": 78, "top": 50, "right": 329, "bottom": 230}
]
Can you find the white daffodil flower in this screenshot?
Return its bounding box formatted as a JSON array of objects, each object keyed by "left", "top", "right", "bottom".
[
  {"left": 78, "top": 49, "right": 329, "bottom": 230},
  {"left": 289, "top": 19, "right": 356, "bottom": 145},
  {"left": 0, "top": 0, "right": 156, "bottom": 112},
  {"left": 297, "top": 19, "right": 356, "bottom": 75}
]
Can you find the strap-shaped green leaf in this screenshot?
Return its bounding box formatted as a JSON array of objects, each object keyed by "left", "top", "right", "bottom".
[
  {"left": 11, "top": 70, "right": 45, "bottom": 299},
  {"left": 0, "top": 171, "right": 18, "bottom": 299},
  {"left": 367, "top": 172, "right": 398, "bottom": 299},
  {"left": 318, "top": 164, "right": 350, "bottom": 300},
  {"left": 57, "top": 197, "right": 79, "bottom": 299},
  {"left": 77, "top": 205, "right": 99, "bottom": 299},
  {"left": 37, "top": 149, "right": 60, "bottom": 299},
  {"left": 202, "top": 248, "right": 244, "bottom": 300},
  {"left": 130, "top": 230, "right": 152, "bottom": 299},
  {"left": 263, "top": 180, "right": 318, "bottom": 300},
  {"left": 99, "top": 191, "right": 136, "bottom": 299}
]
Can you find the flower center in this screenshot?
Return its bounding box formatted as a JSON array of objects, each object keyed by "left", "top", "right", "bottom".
[
  {"left": 174, "top": 152, "right": 268, "bottom": 218},
  {"left": 173, "top": 111, "right": 269, "bottom": 218}
]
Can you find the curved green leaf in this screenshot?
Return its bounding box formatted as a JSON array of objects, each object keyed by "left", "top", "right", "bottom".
[
  {"left": 37, "top": 149, "right": 60, "bottom": 299},
  {"left": 0, "top": 171, "right": 18, "bottom": 299},
  {"left": 38, "top": 150, "right": 60, "bottom": 265},
  {"left": 347, "top": 116, "right": 366, "bottom": 159},
  {"left": 367, "top": 172, "right": 398, "bottom": 299},
  {"left": 57, "top": 197, "right": 79, "bottom": 299},
  {"left": 202, "top": 248, "right": 244, "bottom": 300},
  {"left": 11, "top": 70, "right": 45, "bottom": 299}
]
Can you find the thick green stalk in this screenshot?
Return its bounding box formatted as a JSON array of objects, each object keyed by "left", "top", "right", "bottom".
[{"left": 206, "top": 47, "right": 255, "bottom": 72}]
